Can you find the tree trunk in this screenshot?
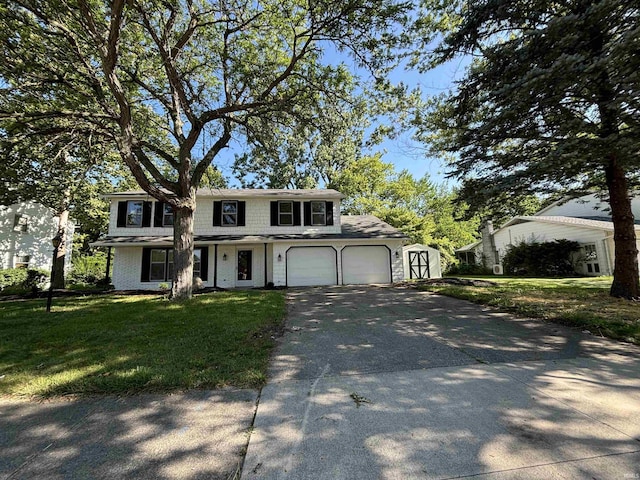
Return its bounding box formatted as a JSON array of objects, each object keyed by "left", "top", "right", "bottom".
[
  {"left": 170, "top": 202, "right": 195, "bottom": 300},
  {"left": 605, "top": 159, "right": 640, "bottom": 299},
  {"left": 52, "top": 208, "right": 69, "bottom": 289}
]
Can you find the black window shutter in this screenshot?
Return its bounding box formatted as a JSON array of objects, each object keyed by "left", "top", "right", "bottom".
[
  {"left": 303, "top": 202, "right": 311, "bottom": 226},
  {"left": 237, "top": 201, "right": 246, "bottom": 226},
  {"left": 270, "top": 201, "right": 278, "bottom": 226},
  {"left": 326, "top": 201, "right": 334, "bottom": 225},
  {"left": 200, "top": 247, "right": 209, "bottom": 281},
  {"left": 142, "top": 201, "right": 152, "bottom": 227},
  {"left": 154, "top": 202, "right": 164, "bottom": 227},
  {"left": 293, "top": 201, "right": 301, "bottom": 226},
  {"left": 141, "top": 248, "right": 151, "bottom": 282},
  {"left": 213, "top": 201, "right": 222, "bottom": 226},
  {"left": 117, "top": 201, "right": 127, "bottom": 227}
]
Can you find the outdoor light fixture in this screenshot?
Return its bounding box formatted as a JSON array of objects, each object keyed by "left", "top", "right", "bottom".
[
  {"left": 223, "top": 253, "right": 228, "bottom": 261},
  {"left": 278, "top": 254, "right": 282, "bottom": 262},
  {"left": 395, "top": 250, "right": 400, "bottom": 258}
]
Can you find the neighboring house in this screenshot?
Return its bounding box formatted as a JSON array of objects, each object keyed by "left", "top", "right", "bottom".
[
  {"left": 93, "top": 189, "right": 408, "bottom": 290},
  {"left": 456, "top": 194, "right": 640, "bottom": 276},
  {"left": 0, "top": 202, "right": 75, "bottom": 271}
]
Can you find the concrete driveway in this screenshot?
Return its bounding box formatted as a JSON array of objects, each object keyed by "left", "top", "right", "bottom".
[{"left": 242, "top": 285, "right": 640, "bottom": 479}]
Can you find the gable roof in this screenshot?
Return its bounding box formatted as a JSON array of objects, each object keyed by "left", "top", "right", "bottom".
[
  {"left": 105, "top": 188, "right": 345, "bottom": 199},
  {"left": 501, "top": 215, "right": 630, "bottom": 232}
]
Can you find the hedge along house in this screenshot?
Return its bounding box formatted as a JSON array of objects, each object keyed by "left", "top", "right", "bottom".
[
  {"left": 93, "top": 189, "right": 407, "bottom": 289},
  {"left": 456, "top": 194, "right": 640, "bottom": 276}
]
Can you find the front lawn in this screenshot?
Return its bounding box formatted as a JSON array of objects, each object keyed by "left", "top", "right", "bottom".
[
  {"left": 0, "top": 291, "right": 285, "bottom": 398},
  {"left": 419, "top": 276, "right": 640, "bottom": 345}
]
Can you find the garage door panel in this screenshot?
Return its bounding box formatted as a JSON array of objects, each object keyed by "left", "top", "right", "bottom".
[
  {"left": 287, "top": 247, "right": 337, "bottom": 286},
  {"left": 342, "top": 246, "right": 391, "bottom": 285}
]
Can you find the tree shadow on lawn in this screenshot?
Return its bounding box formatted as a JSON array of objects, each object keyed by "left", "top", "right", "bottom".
[{"left": 0, "top": 291, "right": 284, "bottom": 398}]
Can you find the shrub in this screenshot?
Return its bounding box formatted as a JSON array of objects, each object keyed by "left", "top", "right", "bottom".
[
  {"left": 446, "top": 262, "right": 491, "bottom": 276},
  {"left": 502, "top": 239, "right": 581, "bottom": 276},
  {"left": 0, "top": 268, "right": 48, "bottom": 295},
  {"left": 69, "top": 252, "right": 108, "bottom": 285}
]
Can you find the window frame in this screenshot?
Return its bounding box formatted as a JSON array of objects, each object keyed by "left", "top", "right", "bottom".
[
  {"left": 14, "top": 255, "right": 30, "bottom": 268},
  {"left": 13, "top": 214, "right": 29, "bottom": 233},
  {"left": 221, "top": 201, "right": 238, "bottom": 226},
  {"left": 278, "top": 201, "right": 294, "bottom": 226},
  {"left": 126, "top": 200, "right": 144, "bottom": 227},
  {"left": 162, "top": 203, "right": 174, "bottom": 227},
  {"left": 148, "top": 248, "right": 202, "bottom": 282},
  {"left": 310, "top": 201, "right": 326, "bottom": 226}
]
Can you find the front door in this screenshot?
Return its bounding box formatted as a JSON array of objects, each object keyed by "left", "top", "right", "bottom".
[
  {"left": 409, "top": 251, "right": 430, "bottom": 279},
  {"left": 237, "top": 250, "right": 253, "bottom": 286}
]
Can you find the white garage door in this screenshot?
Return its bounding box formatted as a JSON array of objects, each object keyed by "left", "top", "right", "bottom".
[
  {"left": 342, "top": 246, "right": 391, "bottom": 284},
  {"left": 287, "top": 247, "right": 337, "bottom": 286}
]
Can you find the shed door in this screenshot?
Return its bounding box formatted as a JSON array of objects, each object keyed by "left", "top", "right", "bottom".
[
  {"left": 342, "top": 246, "right": 391, "bottom": 285},
  {"left": 287, "top": 247, "right": 337, "bottom": 286},
  {"left": 409, "top": 251, "right": 431, "bottom": 279}
]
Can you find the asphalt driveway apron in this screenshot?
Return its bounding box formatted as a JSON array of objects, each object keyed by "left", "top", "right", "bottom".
[{"left": 242, "top": 285, "right": 640, "bottom": 480}]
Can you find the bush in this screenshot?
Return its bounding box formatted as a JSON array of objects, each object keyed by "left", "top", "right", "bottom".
[
  {"left": 69, "top": 252, "right": 108, "bottom": 285},
  {"left": 502, "top": 239, "right": 581, "bottom": 276},
  {"left": 446, "top": 262, "right": 491, "bottom": 276},
  {"left": 0, "top": 268, "right": 48, "bottom": 295}
]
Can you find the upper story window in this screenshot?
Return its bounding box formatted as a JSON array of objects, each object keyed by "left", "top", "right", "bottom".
[
  {"left": 222, "top": 201, "right": 238, "bottom": 226},
  {"left": 126, "top": 201, "right": 143, "bottom": 227},
  {"left": 310, "top": 201, "right": 326, "bottom": 226},
  {"left": 13, "top": 214, "right": 29, "bottom": 233},
  {"left": 162, "top": 204, "right": 174, "bottom": 227},
  {"left": 278, "top": 201, "right": 294, "bottom": 225}
]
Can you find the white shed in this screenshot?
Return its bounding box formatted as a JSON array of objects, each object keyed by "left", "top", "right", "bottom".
[{"left": 402, "top": 244, "right": 442, "bottom": 280}]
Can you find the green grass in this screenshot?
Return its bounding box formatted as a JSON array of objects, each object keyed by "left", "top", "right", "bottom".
[
  {"left": 0, "top": 291, "right": 285, "bottom": 398},
  {"left": 419, "top": 276, "right": 640, "bottom": 345}
]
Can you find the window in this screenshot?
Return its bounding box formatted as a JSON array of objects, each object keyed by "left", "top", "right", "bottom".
[
  {"left": 14, "top": 255, "right": 30, "bottom": 268},
  {"left": 279, "top": 201, "right": 294, "bottom": 226},
  {"left": 162, "top": 203, "right": 174, "bottom": 227},
  {"left": 222, "top": 201, "right": 237, "bottom": 226},
  {"left": 582, "top": 244, "right": 600, "bottom": 274},
  {"left": 13, "top": 214, "right": 28, "bottom": 233},
  {"left": 148, "top": 248, "right": 203, "bottom": 281},
  {"left": 126, "top": 201, "right": 143, "bottom": 227},
  {"left": 193, "top": 249, "right": 202, "bottom": 279},
  {"left": 150, "top": 249, "right": 168, "bottom": 281},
  {"left": 310, "top": 201, "right": 326, "bottom": 226}
]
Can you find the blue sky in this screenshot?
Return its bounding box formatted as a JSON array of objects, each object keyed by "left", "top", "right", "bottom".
[{"left": 216, "top": 45, "right": 471, "bottom": 188}]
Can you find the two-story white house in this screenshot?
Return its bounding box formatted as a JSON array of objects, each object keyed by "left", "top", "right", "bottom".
[
  {"left": 0, "top": 201, "right": 75, "bottom": 271},
  {"left": 93, "top": 189, "right": 407, "bottom": 290}
]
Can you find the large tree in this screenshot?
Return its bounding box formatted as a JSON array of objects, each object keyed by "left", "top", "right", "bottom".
[
  {"left": 416, "top": 0, "right": 640, "bottom": 298},
  {"left": 1, "top": 0, "right": 410, "bottom": 299}
]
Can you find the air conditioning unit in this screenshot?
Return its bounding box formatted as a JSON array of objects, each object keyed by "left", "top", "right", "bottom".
[{"left": 492, "top": 264, "right": 504, "bottom": 275}]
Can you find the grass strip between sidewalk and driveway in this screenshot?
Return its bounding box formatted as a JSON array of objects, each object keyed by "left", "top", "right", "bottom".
[
  {"left": 418, "top": 276, "right": 640, "bottom": 345},
  {"left": 0, "top": 290, "right": 285, "bottom": 398}
]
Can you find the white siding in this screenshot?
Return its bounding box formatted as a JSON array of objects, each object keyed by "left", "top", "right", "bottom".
[
  {"left": 108, "top": 197, "right": 341, "bottom": 237},
  {"left": 493, "top": 221, "right": 612, "bottom": 275},
  {"left": 0, "top": 202, "right": 75, "bottom": 272}
]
